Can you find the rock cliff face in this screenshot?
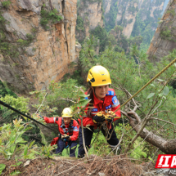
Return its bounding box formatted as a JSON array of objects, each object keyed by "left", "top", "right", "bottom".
[
  {"left": 0, "top": 0, "right": 81, "bottom": 93},
  {"left": 104, "top": 0, "right": 167, "bottom": 46},
  {"left": 148, "top": 0, "right": 176, "bottom": 61},
  {"left": 76, "top": 0, "right": 104, "bottom": 43},
  {"left": 104, "top": 0, "right": 139, "bottom": 37}
]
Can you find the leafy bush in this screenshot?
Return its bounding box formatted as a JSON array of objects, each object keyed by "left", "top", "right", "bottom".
[
  {"left": 90, "top": 25, "right": 108, "bottom": 52},
  {"left": 0, "top": 119, "right": 34, "bottom": 160},
  {"left": 104, "top": 0, "right": 118, "bottom": 32},
  {"left": 40, "top": 9, "right": 63, "bottom": 30},
  {"left": 1, "top": 0, "right": 11, "bottom": 8},
  {"left": 0, "top": 81, "right": 17, "bottom": 98},
  {"left": 160, "top": 27, "right": 172, "bottom": 40},
  {"left": 76, "top": 16, "right": 85, "bottom": 31},
  {"left": 166, "top": 9, "right": 175, "bottom": 16},
  {"left": 88, "top": 132, "right": 111, "bottom": 156},
  {"left": 17, "top": 34, "right": 34, "bottom": 46},
  {"left": 30, "top": 79, "right": 88, "bottom": 117},
  {"left": 0, "top": 95, "right": 29, "bottom": 120},
  {"left": 0, "top": 119, "right": 56, "bottom": 161}
]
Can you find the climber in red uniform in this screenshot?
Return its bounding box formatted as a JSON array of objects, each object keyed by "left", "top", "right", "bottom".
[
  {"left": 40, "top": 107, "right": 79, "bottom": 157},
  {"left": 78, "top": 65, "right": 121, "bottom": 158}
]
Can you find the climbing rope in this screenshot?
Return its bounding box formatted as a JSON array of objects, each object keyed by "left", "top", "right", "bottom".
[
  {"left": 0, "top": 57, "right": 176, "bottom": 148},
  {"left": 0, "top": 100, "right": 57, "bottom": 133}
]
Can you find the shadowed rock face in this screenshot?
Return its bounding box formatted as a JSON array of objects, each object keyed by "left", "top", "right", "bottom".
[
  {"left": 0, "top": 0, "right": 81, "bottom": 93},
  {"left": 76, "top": 0, "right": 104, "bottom": 43},
  {"left": 148, "top": 0, "right": 176, "bottom": 62}
]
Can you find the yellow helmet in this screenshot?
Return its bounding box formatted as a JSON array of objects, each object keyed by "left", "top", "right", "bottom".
[
  {"left": 62, "top": 107, "right": 73, "bottom": 118},
  {"left": 87, "top": 65, "right": 111, "bottom": 86}
]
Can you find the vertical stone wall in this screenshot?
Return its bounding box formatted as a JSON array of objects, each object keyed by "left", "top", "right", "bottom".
[
  {"left": 0, "top": 0, "right": 81, "bottom": 93},
  {"left": 148, "top": 0, "right": 176, "bottom": 62}
]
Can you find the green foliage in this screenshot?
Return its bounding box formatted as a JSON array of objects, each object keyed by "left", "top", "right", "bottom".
[
  {"left": 1, "top": 1, "right": 11, "bottom": 8},
  {"left": 131, "top": 2, "right": 163, "bottom": 48},
  {"left": 62, "top": 69, "right": 84, "bottom": 85},
  {"left": 104, "top": 0, "right": 118, "bottom": 32},
  {"left": 0, "top": 13, "right": 34, "bottom": 58},
  {"left": 0, "top": 81, "right": 17, "bottom": 98},
  {"left": 40, "top": 8, "right": 63, "bottom": 30},
  {"left": 90, "top": 25, "right": 108, "bottom": 52},
  {"left": 0, "top": 95, "right": 42, "bottom": 143},
  {"left": 0, "top": 119, "right": 31, "bottom": 160},
  {"left": 30, "top": 79, "right": 88, "bottom": 117},
  {"left": 115, "top": 124, "right": 156, "bottom": 161},
  {"left": 88, "top": 132, "right": 111, "bottom": 156},
  {"left": 38, "top": 130, "right": 56, "bottom": 158},
  {"left": 17, "top": 34, "right": 34, "bottom": 46},
  {"left": 128, "top": 5, "right": 138, "bottom": 15},
  {"left": 82, "top": 0, "right": 102, "bottom": 3},
  {"left": 76, "top": 16, "right": 85, "bottom": 31},
  {"left": 0, "top": 119, "right": 56, "bottom": 161},
  {"left": 87, "top": 123, "right": 154, "bottom": 159},
  {"left": 160, "top": 27, "right": 173, "bottom": 41},
  {"left": 90, "top": 24, "right": 142, "bottom": 54},
  {"left": 0, "top": 14, "right": 19, "bottom": 57},
  {"left": 0, "top": 164, "right": 6, "bottom": 175},
  {"left": 130, "top": 140, "right": 148, "bottom": 159},
  {"left": 10, "top": 170, "right": 21, "bottom": 175},
  {"left": 166, "top": 9, "right": 175, "bottom": 16},
  {"left": 0, "top": 95, "right": 29, "bottom": 123}
]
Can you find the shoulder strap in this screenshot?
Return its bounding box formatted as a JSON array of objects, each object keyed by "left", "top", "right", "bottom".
[
  {"left": 60, "top": 118, "right": 74, "bottom": 134},
  {"left": 68, "top": 120, "right": 74, "bottom": 133}
]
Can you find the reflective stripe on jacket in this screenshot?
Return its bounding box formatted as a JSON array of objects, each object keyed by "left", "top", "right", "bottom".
[
  {"left": 43, "top": 117, "right": 79, "bottom": 141},
  {"left": 78, "top": 88, "right": 121, "bottom": 127}
]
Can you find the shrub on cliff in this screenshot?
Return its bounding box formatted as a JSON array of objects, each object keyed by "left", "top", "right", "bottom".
[
  {"left": 40, "top": 9, "right": 63, "bottom": 30},
  {"left": 1, "top": 1, "right": 11, "bottom": 9}
]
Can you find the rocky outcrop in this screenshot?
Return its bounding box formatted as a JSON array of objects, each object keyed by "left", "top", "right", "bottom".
[
  {"left": 0, "top": 0, "right": 80, "bottom": 93},
  {"left": 76, "top": 0, "right": 104, "bottom": 43},
  {"left": 148, "top": 0, "right": 176, "bottom": 62}
]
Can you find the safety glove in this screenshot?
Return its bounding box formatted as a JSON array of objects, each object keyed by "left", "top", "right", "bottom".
[
  {"left": 93, "top": 112, "right": 105, "bottom": 123},
  {"left": 61, "top": 134, "right": 70, "bottom": 142}
]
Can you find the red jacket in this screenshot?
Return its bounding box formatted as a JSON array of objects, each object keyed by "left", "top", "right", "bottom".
[
  {"left": 78, "top": 88, "right": 121, "bottom": 127},
  {"left": 43, "top": 117, "right": 79, "bottom": 142}
]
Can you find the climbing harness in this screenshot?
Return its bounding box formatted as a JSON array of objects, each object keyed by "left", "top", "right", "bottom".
[
  {"left": 60, "top": 118, "right": 74, "bottom": 153},
  {"left": 60, "top": 118, "right": 74, "bottom": 134}
]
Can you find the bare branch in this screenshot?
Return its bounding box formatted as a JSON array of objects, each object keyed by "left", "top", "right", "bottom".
[
  {"left": 123, "top": 112, "right": 176, "bottom": 154},
  {"left": 58, "top": 98, "right": 76, "bottom": 103},
  {"left": 149, "top": 117, "right": 176, "bottom": 126},
  {"left": 35, "top": 93, "right": 48, "bottom": 114}
]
